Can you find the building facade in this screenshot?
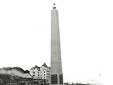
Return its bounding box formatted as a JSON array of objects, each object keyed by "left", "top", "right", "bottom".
[{"left": 30, "top": 63, "right": 50, "bottom": 83}]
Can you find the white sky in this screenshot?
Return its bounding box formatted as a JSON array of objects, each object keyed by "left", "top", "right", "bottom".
[{"left": 0, "top": 0, "right": 113, "bottom": 85}]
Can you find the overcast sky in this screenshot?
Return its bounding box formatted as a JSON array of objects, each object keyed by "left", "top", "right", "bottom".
[{"left": 0, "top": 0, "right": 113, "bottom": 85}]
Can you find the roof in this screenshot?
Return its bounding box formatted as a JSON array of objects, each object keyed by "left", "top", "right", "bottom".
[
  {"left": 42, "top": 63, "right": 48, "bottom": 68},
  {"left": 1, "top": 67, "right": 25, "bottom": 73},
  {"left": 30, "top": 65, "right": 40, "bottom": 70},
  {"left": 34, "top": 65, "right": 39, "bottom": 68}
]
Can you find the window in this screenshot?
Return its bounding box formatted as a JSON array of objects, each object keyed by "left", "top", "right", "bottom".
[{"left": 33, "top": 71, "right": 35, "bottom": 74}]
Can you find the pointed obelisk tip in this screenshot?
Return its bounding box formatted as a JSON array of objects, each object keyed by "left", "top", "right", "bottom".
[{"left": 53, "top": 3, "right": 56, "bottom": 9}]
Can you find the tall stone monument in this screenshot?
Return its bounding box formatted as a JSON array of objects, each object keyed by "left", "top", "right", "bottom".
[{"left": 51, "top": 4, "right": 63, "bottom": 85}]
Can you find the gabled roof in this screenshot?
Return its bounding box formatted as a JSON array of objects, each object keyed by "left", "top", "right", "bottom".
[
  {"left": 42, "top": 63, "right": 48, "bottom": 68},
  {"left": 30, "top": 65, "right": 40, "bottom": 70},
  {"left": 34, "top": 65, "right": 39, "bottom": 68}
]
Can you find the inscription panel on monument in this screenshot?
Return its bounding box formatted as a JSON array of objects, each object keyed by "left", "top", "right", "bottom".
[{"left": 51, "top": 74, "right": 58, "bottom": 84}]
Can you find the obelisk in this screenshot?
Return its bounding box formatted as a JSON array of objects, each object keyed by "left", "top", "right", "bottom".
[{"left": 51, "top": 3, "right": 63, "bottom": 85}]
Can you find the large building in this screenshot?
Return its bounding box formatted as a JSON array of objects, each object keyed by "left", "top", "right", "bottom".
[
  {"left": 51, "top": 4, "right": 63, "bottom": 85},
  {"left": 30, "top": 63, "right": 50, "bottom": 83}
]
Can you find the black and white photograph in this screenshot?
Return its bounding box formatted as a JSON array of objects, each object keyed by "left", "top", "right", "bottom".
[{"left": 0, "top": 0, "right": 113, "bottom": 85}]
